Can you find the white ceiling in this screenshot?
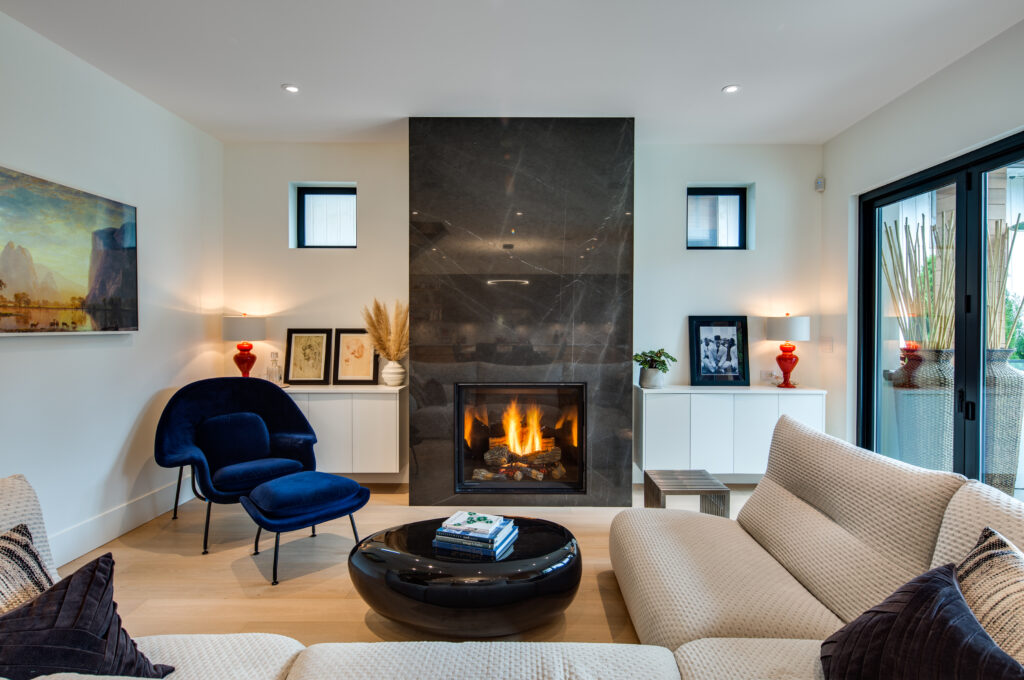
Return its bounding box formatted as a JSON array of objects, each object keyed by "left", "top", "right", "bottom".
[{"left": 2, "top": 0, "right": 1023, "bottom": 145}]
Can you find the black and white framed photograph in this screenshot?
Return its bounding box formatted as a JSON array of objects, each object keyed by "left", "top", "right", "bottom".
[
  {"left": 688, "top": 316, "right": 749, "bottom": 386},
  {"left": 284, "top": 328, "right": 332, "bottom": 385},
  {"left": 332, "top": 328, "right": 378, "bottom": 385}
]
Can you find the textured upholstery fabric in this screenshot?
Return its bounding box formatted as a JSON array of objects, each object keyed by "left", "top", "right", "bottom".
[
  {"left": 287, "top": 642, "right": 681, "bottom": 680},
  {"left": 956, "top": 527, "right": 1024, "bottom": 665},
  {"left": 933, "top": 479, "right": 1024, "bottom": 568},
  {"left": 240, "top": 472, "right": 370, "bottom": 533},
  {"left": 197, "top": 412, "right": 271, "bottom": 471},
  {"left": 737, "top": 415, "right": 966, "bottom": 623},
  {"left": 211, "top": 458, "right": 303, "bottom": 493},
  {"left": 0, "top": 474, "right": 59, "bottom": 582},
  {"left": 674, "top": 638, "right": 825, "bottom": 680},
  {"left": 0, "top": 524, "right": 53, "bottom": 614},
  {"left": 0, "top": 553, "right": 171, "bottom": 680},
  {"left": 33, "top": 633, "right": 305, "bottom": 680},
  {"left": 154, "top": 378, "right": 317, "bottom": 504},
  {"left": 609, "top": 507, "right": 842, "bottom": 650},
  {"left": 820, "top": 564, "right": 1024, "bottom": 679}
]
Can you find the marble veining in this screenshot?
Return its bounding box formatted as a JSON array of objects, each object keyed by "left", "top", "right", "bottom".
[{"left": 408, "top": 117, "right": 634, "bottom": 506}]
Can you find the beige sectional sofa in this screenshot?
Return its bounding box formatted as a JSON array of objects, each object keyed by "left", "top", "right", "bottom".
[
  {"left": 7, "top": 414, "right": 1024, "bottom": 679},
  {"left": 611, "top": 415, "right": 1024, "bottom": 679}
]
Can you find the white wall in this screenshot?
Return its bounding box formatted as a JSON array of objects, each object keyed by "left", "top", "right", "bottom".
[
  {"left": 821, "top": 20, "right": 1024, "bottom": 441},
  {"left": 222, "top": 142, "right": 409, "bottom": 479},
  {"left": 635, "top": 144, "right": 826, "bottom": 393},
  {"left": 0, "top": 14, "right": 224, "bottom": 566}
]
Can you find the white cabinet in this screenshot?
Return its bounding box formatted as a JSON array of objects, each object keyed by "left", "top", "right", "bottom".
[
  {"left": 286, "top": 386, "right": 407, "bottom": 474},
  {"left": 634, "top": 386, "right": 826, "bottom": 475}
]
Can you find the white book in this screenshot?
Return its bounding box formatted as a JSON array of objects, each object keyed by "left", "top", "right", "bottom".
[{"left": 441, "top": 510, "right": 506, "bottom": 536}]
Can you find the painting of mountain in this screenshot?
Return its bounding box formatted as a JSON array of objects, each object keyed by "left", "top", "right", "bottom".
[{"left": 0, "top": 166, "right": 137, "bottom": 333}]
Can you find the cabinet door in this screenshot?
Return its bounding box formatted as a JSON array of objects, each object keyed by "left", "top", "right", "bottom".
[
  {"left": 643, "top": 394, "right": 691, "bottom": 470},
  {"left": 779, "top": 394, "right": 825, "bottom": 431},
  {"left": 690, "top": 395, "right": 734, "bottom": 473},
  {"left": 352, "top": 394, "right": 399, "bottom": 473},
  {"left": 289, "top": 393, "right": 309, "bottom": 419},
  {"left": 733, "top": 394, "right": 779, "bottom": 474},
  {"left": 307, "top": 394, "right": 353, "bottom": 472}
]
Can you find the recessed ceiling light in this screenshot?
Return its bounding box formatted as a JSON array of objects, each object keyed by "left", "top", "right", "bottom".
[
  {"left": 721, "top": 84, "right": 741, "bottom": 94},
  {"left": 411, "top": 210, "right": 419, "bottom": 216},
  {"left": 486, "top": 279, "right": 530, "bottom": 286},
  {"left": 281, "top": 83, "right": 300, "bottom": 94}
]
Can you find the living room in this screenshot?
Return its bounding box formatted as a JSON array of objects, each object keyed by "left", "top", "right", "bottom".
[{"left": 2, "top": 2, "right": 1024, "bottom": 678}]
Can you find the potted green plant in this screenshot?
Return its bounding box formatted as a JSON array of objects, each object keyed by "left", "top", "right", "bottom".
[{"left": 633, "top": 349, "right": 677, "bottom": 389}]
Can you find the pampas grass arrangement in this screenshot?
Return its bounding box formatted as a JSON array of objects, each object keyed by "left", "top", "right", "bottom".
[
  {"left": 362, "top": 299, "right": 409, "bottom": 362},
  {"left": 987, "top": 215, "right": 1023, "bottom": 349}
]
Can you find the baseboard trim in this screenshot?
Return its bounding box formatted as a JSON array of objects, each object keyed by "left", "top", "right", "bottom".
[{"left": 50, "top": 474, "right": 194, "bottom": 570}]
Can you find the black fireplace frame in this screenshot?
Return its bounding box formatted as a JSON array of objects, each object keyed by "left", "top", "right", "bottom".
[{"left": 454, "top": 382, "right": 587, "bottom": 495}]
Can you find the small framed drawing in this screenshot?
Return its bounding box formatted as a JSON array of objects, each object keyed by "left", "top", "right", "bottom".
[
  {"left": 284, "top": 328, "right": 332, "bottom": 385},
  {"left": 333, "top": 328, "right": 378, "bottom": 385},
  {"left": 688, "top": 316, "right": 749, "bottom": 386}
]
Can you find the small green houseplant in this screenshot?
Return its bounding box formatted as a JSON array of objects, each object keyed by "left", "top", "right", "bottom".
[{"left": 633, "top": 349, "right": 677, "bottom": 388}]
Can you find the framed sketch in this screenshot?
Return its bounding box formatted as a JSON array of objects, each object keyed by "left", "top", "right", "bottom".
[
  {"left": 333, "top": 328, "right": 378, "bottom": 385},
  {"left": 0, "top": 165, "right": 138, "bottom": 334},
  {"left": 284, "top": 328, "right": 332, "bottom": 385},
  {"left": 688, "top": 316, "right": 749, "bottom": 386}
]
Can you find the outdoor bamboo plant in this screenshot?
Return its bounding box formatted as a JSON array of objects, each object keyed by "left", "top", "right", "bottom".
[
  {"left": 986, "top": 215, "right": 1024, "bottom": 349},
  {"left": 880, "top": 210, "right": 956, "bottom": 349},
  {"left": 362, "top": 299, "right": 410, "bottom": 361}
]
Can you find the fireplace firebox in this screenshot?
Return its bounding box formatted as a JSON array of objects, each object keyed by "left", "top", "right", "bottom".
[{"left": 455, "top": 383, "right": 586, "bottom": 494}]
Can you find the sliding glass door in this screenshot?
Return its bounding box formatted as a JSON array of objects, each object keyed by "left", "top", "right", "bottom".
[{"left": 859, "top": 130, "right": 1024, "bottom": 497}]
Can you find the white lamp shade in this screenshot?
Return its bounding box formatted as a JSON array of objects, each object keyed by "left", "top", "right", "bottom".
[
  {"left": 766, "top": 315, "right": 811, "bottom": 342},
  {"left": 222, "top": 315, "right": 266, "bottom": 342}
]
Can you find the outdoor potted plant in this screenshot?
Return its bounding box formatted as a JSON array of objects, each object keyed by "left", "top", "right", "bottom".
[
  {"left": 362, "top": 299, "right": 409, "bottom": 386},
  {"left": 633, "top": 349, "right": 677, "bottom": 389}
]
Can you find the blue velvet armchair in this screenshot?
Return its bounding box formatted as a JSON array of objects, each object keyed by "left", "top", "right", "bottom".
[{"left": 154, "top": 377, "right": 316, "bottom": 554}]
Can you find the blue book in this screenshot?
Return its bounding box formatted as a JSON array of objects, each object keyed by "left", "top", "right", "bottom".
[
  {"left": 434, "top": 541, "right": 516, "bottom": 562},
  {"left": 436, "top": 518, "right": 514, "bottom": 546},
  {"left": 433, "top": 526, "right": 518, "bottom": 557}
]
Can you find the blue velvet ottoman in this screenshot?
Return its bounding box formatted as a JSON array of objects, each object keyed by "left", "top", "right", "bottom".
[{"left": 240, "top": 470, "right": 370, "bottom": 585}]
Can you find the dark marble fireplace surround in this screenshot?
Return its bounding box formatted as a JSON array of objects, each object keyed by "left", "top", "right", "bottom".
[{"left": 408, "top": 117, "right": 634, "bottom": 506}]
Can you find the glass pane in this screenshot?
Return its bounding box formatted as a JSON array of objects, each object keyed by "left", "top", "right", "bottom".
[
  {"left": 303, "top": 192, "right": 356, "bottom": 246},
  {"left": 875, "top": 183, "right": 957, "bottom": 471},
  {"left": 983, "top": 160, "right": 1024, "bottom": 497},
  {"left": 687, "top": 194, "right": 741, "bottom": 247}
]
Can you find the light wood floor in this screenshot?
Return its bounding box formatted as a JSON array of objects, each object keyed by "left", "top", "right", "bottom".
[{"left": 60, "top": 486, "right": 751, "bottom": 645}]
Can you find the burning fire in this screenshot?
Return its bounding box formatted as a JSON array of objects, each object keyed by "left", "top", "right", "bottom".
[
  {"left": 502, "top": 399, "right": 544, "bottom": 455},
  {"left": 464, "top": 405, "right": 489, "bottom": 447},
  {"left": 555, "top": 405, "right": 579, "bottom": 447}
]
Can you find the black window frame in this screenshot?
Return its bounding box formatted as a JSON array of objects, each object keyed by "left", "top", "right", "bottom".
[
  {"left": 858, "top": 129, "right": 1024, "bottom": 480},
  {"left": 295, "top": 185, "right": 357, "bottom": 249},
  {"left": 686, "top": 186, "right": 748, "bottom": 250}
]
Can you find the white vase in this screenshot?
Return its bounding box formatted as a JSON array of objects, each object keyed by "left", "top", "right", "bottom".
[
  {"left": 639, "top": 367, "right": 665, "bottom": 389},
  {"left": 381, "top": 360, "right": 406, "bottom": 386}
]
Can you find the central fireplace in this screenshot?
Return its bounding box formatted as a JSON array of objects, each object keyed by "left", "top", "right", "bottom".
[{"left": 455, "top": 383, "right": 586, "bottom": 494}]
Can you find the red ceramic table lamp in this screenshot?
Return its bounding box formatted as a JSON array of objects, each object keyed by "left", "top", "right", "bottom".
[
  {"left": 766, "top": 314, "right": 811, "bottom": 388},
  {"left": 223, "top": 314, "right": 267, "bottom": 377}
]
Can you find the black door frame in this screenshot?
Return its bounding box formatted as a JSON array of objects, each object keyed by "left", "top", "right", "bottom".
[{"left": 857, "top": 129, "right": 1024, "bottom": 479}]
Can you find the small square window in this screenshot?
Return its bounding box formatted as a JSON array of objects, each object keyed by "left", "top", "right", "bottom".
[
  {"left": 686, "top": 187, "right": 747, "bottom": 249},
  {"left": 296, "top": 186, "right": 357, "bottom": 248}
]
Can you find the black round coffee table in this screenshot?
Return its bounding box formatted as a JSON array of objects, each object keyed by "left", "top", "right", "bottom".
[{"left": 348, "top": 516, "right": 581, "bottom": 637}]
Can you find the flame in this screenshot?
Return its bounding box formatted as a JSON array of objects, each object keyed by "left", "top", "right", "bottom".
[
  {"left": 501, "top": 399, "right": 545, "bottom": 455},
  {"left": 555, "top": 405, "right": 579, "bottom": 447},
  {"left": 463, "top": 405, "right": 489, "bottom": 447}
]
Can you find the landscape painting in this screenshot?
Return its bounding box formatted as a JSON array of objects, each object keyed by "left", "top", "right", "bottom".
[{"left": 0, "top": 166, "right": 138, "bottom": 333}]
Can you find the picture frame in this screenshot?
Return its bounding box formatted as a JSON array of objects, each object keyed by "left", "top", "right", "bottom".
[
  {"left": 0, "top": 165, "right": 138, "bottom": 334},
  {"left": 284, "top": 328, "right": 332, "bottom": 385},
  {"left": 688, "top": 316, "right": 750, "bottom": 386},
  {"left": 332, "top": 328, "right": 378, "bottom": 385}
]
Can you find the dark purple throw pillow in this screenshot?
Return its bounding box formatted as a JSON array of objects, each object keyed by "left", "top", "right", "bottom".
[
  {"left": 821, "top": 564, "right": 1024, "bottom": 680},
  {"left": 0, "top": 552, "right": 172, "bottom": 680}
]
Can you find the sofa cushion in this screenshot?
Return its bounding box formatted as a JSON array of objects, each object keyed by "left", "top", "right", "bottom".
[
  {"left": 609, "top": 507, "right": 842, "bottom": 650},
  {"left": 211, "top": 458, "right": 303, "bottom": 493},
  {"left": 956, "top": 527, "right": 1024, "bottom": 665},
  {"left": 33, "top": 633, "right": 305, "bottom": 680},
  {"left": 674, "top": 638, "right": 824, "bottom": 680},
  {"left": 0, "top": 474, "right": 59, "bottom": 582},
  {"left": 820, "top": 564, "right": 1024, "bottom": 679},
  {"left": 286, "top": 641, "right": 681, "bottom": 680},
  {"left": 737, "top": 416, "right": 966, "bottom": 623},
  {"left": 0, "top": 524, "right": 53, "bottom": 614},
  {"left": 198, "top": 412, "right": 270, "bottom": 471},
  {"left": 932, "top": 479, "right": 1024, "bottom": 568}
]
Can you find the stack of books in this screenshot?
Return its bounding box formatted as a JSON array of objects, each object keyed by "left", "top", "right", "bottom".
[{"left": 432, "top": 511, "right": 518, "bottom": 560}]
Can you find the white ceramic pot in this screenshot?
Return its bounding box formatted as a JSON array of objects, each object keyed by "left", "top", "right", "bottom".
[
  {"left": 381, "top": 360, "right": 407, "bottom": 386},
  {"left": 639, "top": 367, "right": 665, "bottom": 389}
]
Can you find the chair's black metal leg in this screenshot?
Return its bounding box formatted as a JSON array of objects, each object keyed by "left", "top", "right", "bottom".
[
  {"left": 349, "top": 514, "right": 360, "bottom": 543},
  {"left": 272, "top": 533, "right": 280, "bottom": 586},
  {"left": 202, "top": 501, "right": 211, "bottom": 555},
  {"left": 311, "top": 524, "right": 316, "bottom": 537},
  {"left": 172, "top": 467, "right": 183, "bottom": 519},
  {"left": 253, "top": 526, "right": 262, "bottom": 555}
]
